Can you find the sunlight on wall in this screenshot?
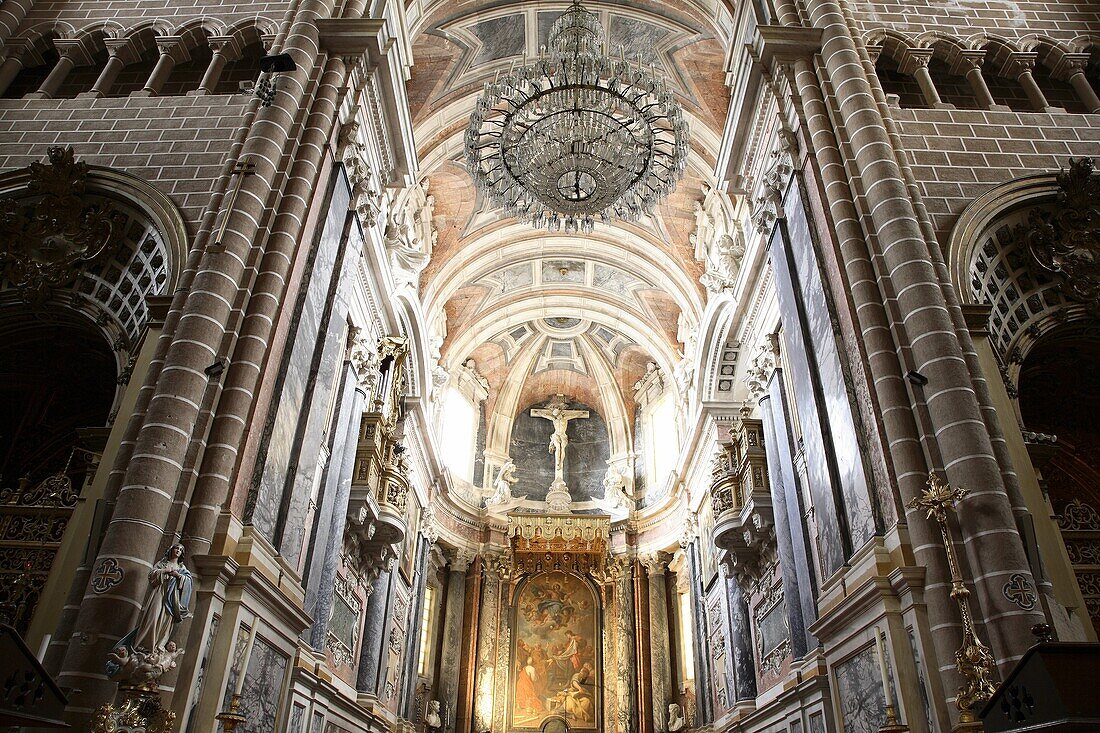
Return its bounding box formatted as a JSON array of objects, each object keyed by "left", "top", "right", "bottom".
[
  {"left": 645, "top": 389, "right": 679, "bottom": 491},
  {"left": 441, "top": 386, "right": 478, "bottom": 483}
]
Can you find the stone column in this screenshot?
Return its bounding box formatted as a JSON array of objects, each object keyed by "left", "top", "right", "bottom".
[
  {"left": 1056, "top": 54, "right": 1100, "bottom": 113},
  {"left": 357, "top": 568, "right": 394, "bottom": 694},
  {"left": 687, "top": 543, "right": 712, "bottom": 724},
  {"left": 1005, "top": 53, "right": 1053, "bottom": 111},
  {"left": 780, "top": 0, "right": 1047, "bottom": 673},
  {"left": 136, "top": 37, "right": 185, "bottom": 97},
  {"left": 0, "top": 41, "right": 29, "bottom": 97},
  {"left": 613, "top": 558, "right": 637, "bottom": 733},
  {"left": 721, "top": 563, "right": 756, "bottom": 704},
  {"left": 305, "top": 358, "right": 367, "bottom": 649},
  {"left": 957, "top": 52, "right": 1000, "bottom": 110},
  {"left": 472, "top": 556, "right": 504, "bottom": 733},
  {"left": 88, "top": 41, "right": 131, "bottom": 97},
  {"left": 641, "top": 553, "right": 672, "bottom": 733},
  {"left": 900, "top": 49, "right": 946, "bottom": 108},
  {"left": 34, "top": 43, "right": 82, "bottom": 98},
  {"left": 400, "top": 536, "right": 433, "bottom": 718},
  {"left": 195, "top": 36, "right": 236, "bottom": 94},
  {"left": 437, "top": 549, "right": 473, "bottom": 733}
]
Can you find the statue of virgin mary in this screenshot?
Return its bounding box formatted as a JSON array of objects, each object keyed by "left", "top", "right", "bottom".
[{"left": 117, "top": 544, "right": 195, "bottom": 653}]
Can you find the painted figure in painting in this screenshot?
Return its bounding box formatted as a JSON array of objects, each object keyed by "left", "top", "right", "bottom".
[{"left": 511, "top": 572, "right": 599, "bottom": 729}]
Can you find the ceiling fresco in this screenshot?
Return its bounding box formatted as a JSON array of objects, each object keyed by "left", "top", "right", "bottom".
[{"left": 407, "top": 0, "right": 731, "bottom": 424}]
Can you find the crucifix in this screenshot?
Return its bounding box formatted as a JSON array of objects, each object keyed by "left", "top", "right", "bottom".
[{"left": 531, "top": 394, "right": 588, "bottom": 511}]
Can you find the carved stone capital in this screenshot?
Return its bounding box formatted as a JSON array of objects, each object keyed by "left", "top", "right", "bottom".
[{"left": 639, "top": 551, "right": 671, "bottom": 576}]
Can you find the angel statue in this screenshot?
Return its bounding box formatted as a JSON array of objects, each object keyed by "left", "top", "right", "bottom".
[{"left": 487, "top": 458, "right": 518, "bottom": 506}]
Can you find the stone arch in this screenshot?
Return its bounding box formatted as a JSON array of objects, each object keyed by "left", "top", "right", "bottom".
[
  {"left": 694, "top": 293, "right": 742, "bottom": 404},
  {"left": 947, "top": 166, "right": 1095, "bottom": 380},
  {"left": 0, "top": 152, "right": 188, "bottom": 382}
]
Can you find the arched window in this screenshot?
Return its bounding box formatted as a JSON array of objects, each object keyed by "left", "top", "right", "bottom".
[{"left": 441, "top": 385, "right": 479, "bottom": 483}]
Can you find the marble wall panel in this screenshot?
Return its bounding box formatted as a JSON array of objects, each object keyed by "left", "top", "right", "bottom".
[
  {"left": 783, "top": 183, "right": 876, "bottom": 549},
  {"left": 249, "top": 176, "right": 352, "bottom": 541},
  {"left": 222, "top": 634, "right": 290, "bottom": 733},
  {"left": 768, "top": 221, "right": 846, "bottom": 576},
  {"left": 608, "top": 16, "right": 670, "bottom": 66},
  {"left": 510, "top": 400, "right": 609, "bottom": 502},
  {"left": 833, "top": 646, "right": 887, "bottom": 733},
  {"left": 469, "top": 15, "right": 525, "bottom": 65}
]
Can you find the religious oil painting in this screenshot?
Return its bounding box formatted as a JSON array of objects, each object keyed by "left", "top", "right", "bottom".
[{"left": 511, "top": 571, "right": 601, "bottom": 730}]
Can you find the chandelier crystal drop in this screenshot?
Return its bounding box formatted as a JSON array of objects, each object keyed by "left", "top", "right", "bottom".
[{"left": 464, "top": 0, "right": 690, "bottom": 233}]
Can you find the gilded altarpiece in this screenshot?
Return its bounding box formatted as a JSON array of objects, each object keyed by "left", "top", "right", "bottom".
[{"left": 485, "top": 514, "right": 631, "bottom": 733}]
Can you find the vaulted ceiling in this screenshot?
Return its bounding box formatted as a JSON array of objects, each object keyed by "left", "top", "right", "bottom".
[{"left": 407, "top": 0, "right": 733, "bottom": 423}]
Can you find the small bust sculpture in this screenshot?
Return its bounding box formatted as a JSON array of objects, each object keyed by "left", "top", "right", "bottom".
[
  {"left": 425, "top": 700, "right": 442, "bottom": 730},
  {"left": 667, "top": 703, "right": 685, "bottom": 732}
]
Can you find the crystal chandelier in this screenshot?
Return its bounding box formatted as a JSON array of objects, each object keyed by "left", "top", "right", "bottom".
[{"left": 464, "top": 0, "right": 690, "bottom": 233}]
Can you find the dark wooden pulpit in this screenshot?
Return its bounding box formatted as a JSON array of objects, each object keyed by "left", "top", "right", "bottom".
[{"left": 980, "top": 642, "right": 1100, "bottom": 732}]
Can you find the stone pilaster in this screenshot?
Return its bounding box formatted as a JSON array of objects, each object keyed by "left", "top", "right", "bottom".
[
  {"left": 472, "top": 555, "right": 504, "bottom": 733},
  {"left": 357, "top": 569, "right": 394, "bottom": 694},
  {"left": 640, "top": 553, "right": 672, "bottom": 733},
  {"left": 758, "top": 376, "right": 816, "bottom": 657},
  {"left": 613, "top": 557, "right": 637, "bottom": 733},
  {"left": 438, "top": 549, "right": 474, "bottom": 733},
  {"left": 721, "top": 561, "right": 757, "bottom": 704}
]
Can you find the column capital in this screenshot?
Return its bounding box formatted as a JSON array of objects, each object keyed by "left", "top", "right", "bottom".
[
  {"left": 639, "top": 551, "right": 671, "bottom": 575},
  {"left": 103, "top": 37, "right": 139, "bottom": 65},
  {"left": 1000, "top": 51, "right": 1038, "bottom": 79},
  {"left": 1050, "top": 52, "right": 1091, "bottom": 80},
  {"left": 445, "top": 547, "right": 476, "bottom": 572},
  {"left": 950, "top": 49, "right": 986, "bottom": 76},
  {"left": 206, "top": 35, "right": 244, "bottom": 61},
  {"left": 897, "top": 47, "right": 934, "bottom": 75},
  {"left": 154, "top": 35, "right": 191, "bottom": 64},
  {"left": 1, "top": 38, "right": 37, "bottom": 64},
  {"left": 52, "top": 38, "right": 95, "bottom": 66}
]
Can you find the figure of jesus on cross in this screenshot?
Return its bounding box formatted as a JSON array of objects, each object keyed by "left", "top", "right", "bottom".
[{"left": 531, "top": 394, "right": 588, "bottom": 511}]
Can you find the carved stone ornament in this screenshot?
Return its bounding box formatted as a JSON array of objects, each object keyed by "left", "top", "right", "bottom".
[
  {"left": 1014, "top": 157, "right": 1100, "bottom": 307},
  {"left": 0, "top": 147, "right": 127, "bottom": 305}
]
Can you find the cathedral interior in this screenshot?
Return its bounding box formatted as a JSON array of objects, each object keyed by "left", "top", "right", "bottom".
[{"left": 0, "top": 0, "right": 1099, "bottom": 732}]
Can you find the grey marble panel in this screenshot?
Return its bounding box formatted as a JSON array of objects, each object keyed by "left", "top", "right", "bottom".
[
  {"left": 834, "top": 646, "right": 887, "bottom": 733},
  {"left": 783, "top": 183, "right": 876, "bottom": 548},
  {"left": 760, "top": 380, "right": 818, "bottom": 656},
  {"left": 537, "top": 12, "right": 558, "bottom": 50},
  {"left": 510, "top": 400, "right": 608, "bottom": 502},
  {"left": 756, "top": 595, "right": 789, "bottom": 657},
  {"left": 724, "top": 575, "right": 756, "bottom": 702},
  {"left": 542, "top": 259, "right": 585, "bottom": 284},
  {"left": 768, "top": 222, "right": 846, "bottom": 576},
  {"left": 305, "top": 366, "right": 362, "bottom": 650},
  {"left": 250, "top": 177, "right": 352, "bottom": 540},
  {"left": 608, "top": 16, "right": 669, "bottom": 66},
  {"left": 223, "top": 634, "right": 290, "bottom": 733},
  {"left": 470, "top": 14, "right": 525, "bottom": 65},
  {"left": 279, "top": 221, "right": 358, "bottom": 567}
]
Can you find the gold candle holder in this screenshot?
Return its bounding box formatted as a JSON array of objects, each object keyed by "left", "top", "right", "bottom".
[
  {"left": 909, "top": 472, "right": 998, "bottom": 725},
  {"left": 216, "top": 693, "right": 247, "bottom": 733}
]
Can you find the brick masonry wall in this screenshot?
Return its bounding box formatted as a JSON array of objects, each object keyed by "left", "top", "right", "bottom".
[
  {"left": 17, "top": 3, "right": 290, "bottom": 32},
  {"left": 848, "top": 0, "right": 1100, "bottom": 41},
  {"left": 891, "top": 108, "right": 1100, "bottom": 243},
  {"left": 0, "top": 93, "right": 251, "bottom": 229}
]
